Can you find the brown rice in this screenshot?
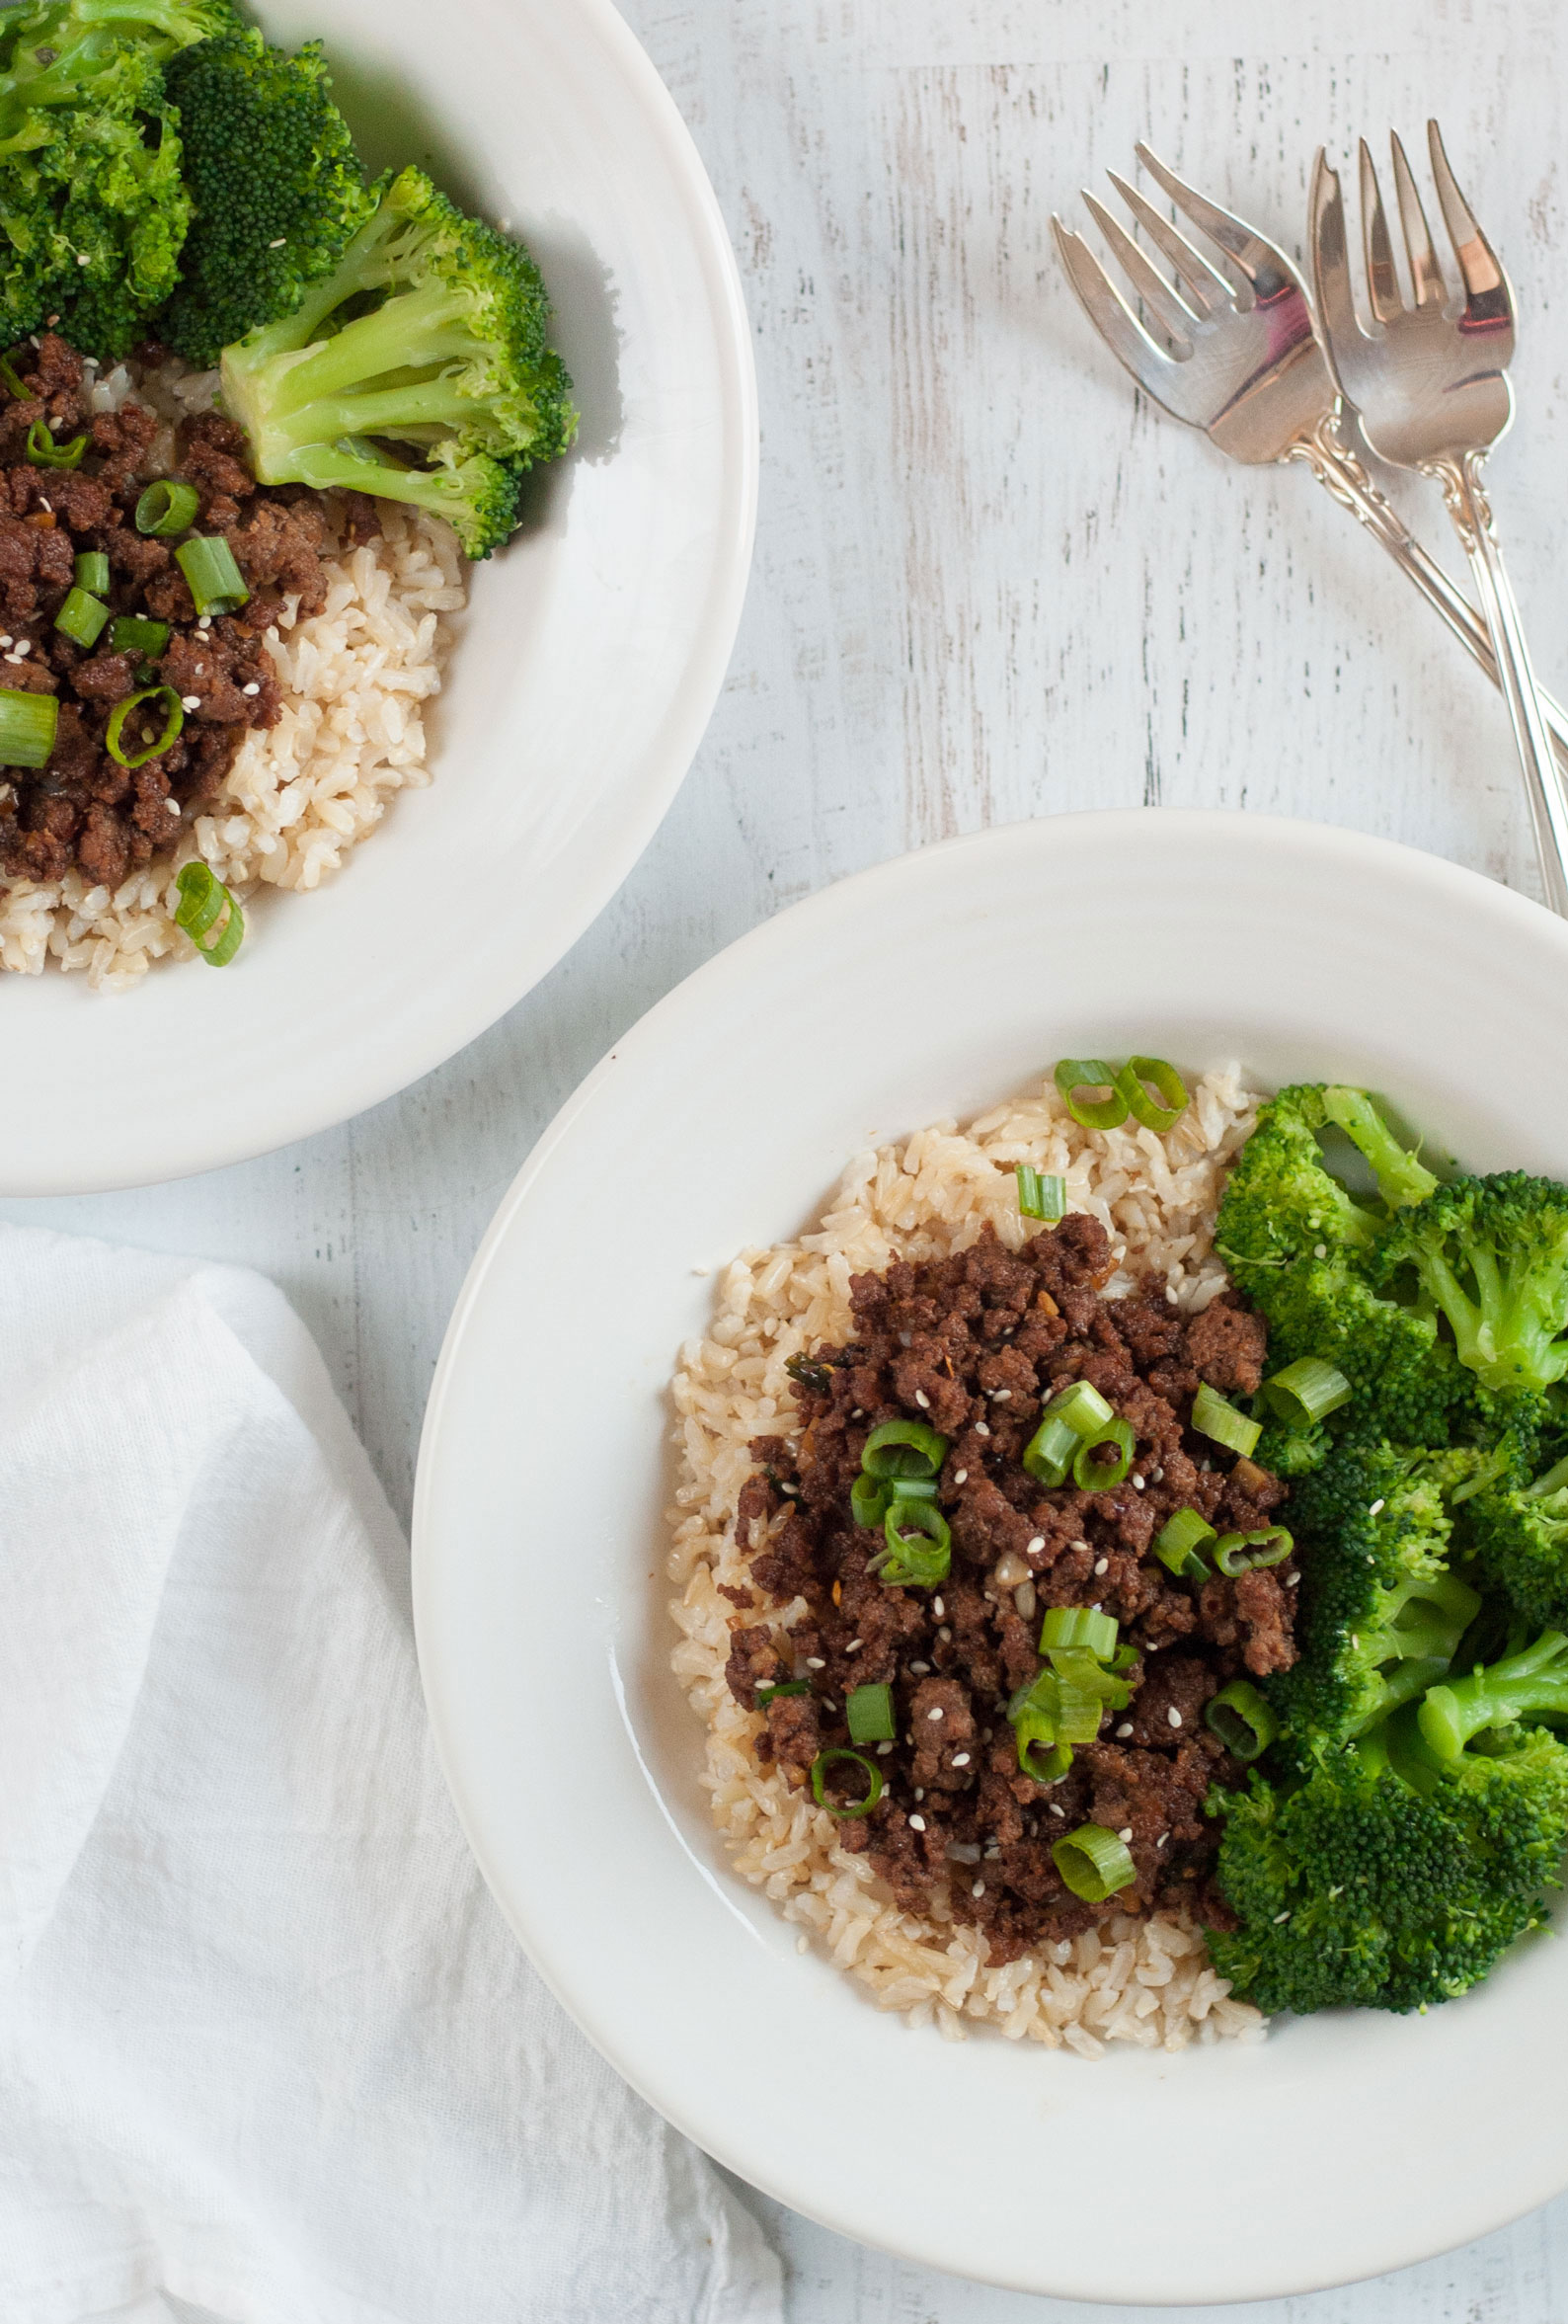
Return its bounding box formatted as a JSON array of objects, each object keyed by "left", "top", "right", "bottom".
[
  {"left": 667, "top": 1063, "right": 1274, "bottom": 2053},
  {"left": 0, "top": 354, "right": 466, "bottom": 990}
]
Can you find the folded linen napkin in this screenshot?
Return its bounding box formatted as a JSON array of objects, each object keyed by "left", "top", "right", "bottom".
[{"left": 0, "top": 1224, "right": 781, "bottom": 2324}]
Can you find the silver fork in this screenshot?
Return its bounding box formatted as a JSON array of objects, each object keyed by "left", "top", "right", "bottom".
[
  {"left": 1051, "top": 145, "right": 1568, "bottom": 791},
  {"left": 1311, "top": 122, "right": 1568, "bottom": 915}
]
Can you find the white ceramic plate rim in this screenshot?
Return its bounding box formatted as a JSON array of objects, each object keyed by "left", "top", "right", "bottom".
[{"left": 414, "top": 811, "right": 1568, "bottom": 2302}]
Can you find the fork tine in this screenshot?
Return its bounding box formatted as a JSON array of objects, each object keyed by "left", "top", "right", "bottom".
[
  {"left": 1132, "top": 142, "right": 1266, "bottom": 295},
  {"left": 1051, "top": 215, "right": 1184, "bottom": 410},
  {"left": 1426, "top": 119, "right": 1509, "bottom": 312},
  {"left": 1105, "top": 170, "right": 1232, "bottom": 317},
  {"left": 1358, "top": 138, "right": 1404, "bottom": 321},
  {"left": 1081, "top": 190, "right": 1201, "bottom": 347},
  {"left": 1389, "top": 129, "right": 1447, "bottom": 309},
  {"left": 1308, "top": 148, "right": 1367, "bottom": 360}
]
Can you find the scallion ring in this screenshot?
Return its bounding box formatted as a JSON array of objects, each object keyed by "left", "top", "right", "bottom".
[
  {"left": 1214, "top": 1526, "right": 1293, "bottom": 1577},
  {"left": 846, "top": 1682, "right": 897, "bottom": 1744},
  {"left": 1113, "top": 1055, "right": 1189, "bottom": 1134},
  {"left": 1015, "top": 1162, "right": 1066, "bottom": 1221},
  {"left": 1039, "top": 1604, "right": 1119, "bottom": 1660},
  {"left": 173, "top": 860, "right": 244, "bottom": 966},
  {"left": 1016, "top": 1719, "right": 1072, "bottom": 1785},
  {"left": 1152, "top": 1506, "right": 1216, "bottom": 1580},
  {"left": 1263, "top": 1356, "right": 1353, "bottom": 1430},
  {"left": 175, "top": 532, "right": 249, "bottom": 616},
  {"left": 861, "top": 1417, "right": 949, "bottom": 1480},
  {"left": 1046, "top": 1645, "right": 1132, "bottom": 1711},
  {"left": 755, "top": 1678, "right": 811, "bottom": 1706},
  {"left": 872, "top": 1498, "right": 951, "bottom": 1588},
  {"left": 1071, "top": 1415, "right": 1135, "bottom": 1492},
  {"left": 1021, "top": 1410, "right": 1079, "bottom": 1486},
  {"left": 109, "top": 614, "right": 169, "bottom": 660},
  {"left": 0, "top": 354, "right": 28, "bottom": 399},
  {"left": 1191, "top": 1380, "right": 1263, "bottom": 1459},
  {"left": 134, "top": 478, "right": 199, "bottom": 537},
  {"left": 53, "top": 585, "right": 110, "bottom": 649},
  {"left": 26, "top": 417, "right": 86, "bottom": 468},
  {"left": 105, "top": 684, "right": 182, "bottom": 769},
  {"left": 1052, "top": 1821, "right": 1137, "bottom": 1902},
  {"left": 73, "top": 550, "right": 108, "bottom": 597},
  {"left": 810, "top": 1747, "right": 884, "bottom": 1819},
  {"left": 0, "top": 684, "right": 56, "bottom": 767},
  {"left": 1047, "top": 1380, "right": 1115, "bottom": 1439},
  {"left": 1204, "top": 1679, "right": 1280, "bottom": 1762},
  {"left": 1054, "top": 1058, "right": 1130, "bottom": 1131}
]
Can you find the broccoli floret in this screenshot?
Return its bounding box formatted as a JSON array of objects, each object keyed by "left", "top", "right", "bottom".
[
  {"left": 158, "top": 30, "right": 371, "bottom": 367},
  {"left": 0, "top": 0, "right": 237, "bottom": 354},
  {"left": 1375, "top": 1172, "right": 1568, "bottom": 1397},
  {"left": 1267, "top": 1442, "right": 1480, "bottom": 1754},
  {"left": 1207, "top": 1723, "right": 1568, "bottom": 2014},
  {"left": 219, "top": 162, "right": 577, "bottom": 557},
  {"left": 1420, "top": 1626, "right": 1568, "bottom": 1756},
  {"left": 1463, "top": 1452, "right": 1568, "bottom": 1634},
  {"left": 1217, "top": 1084, "right": 1455, "bottom": 1444}
]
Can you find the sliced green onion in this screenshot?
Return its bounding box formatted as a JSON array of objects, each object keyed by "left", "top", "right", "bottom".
[
  {"left": 1021, "top": 1410, "right": 1079, "bottom": 1486},
  {"left": 1016, "top": 1163, "right": 1066, "bottom": 1222},
  {"left": 0, "top": 354, "right": 28, "bottom": 399},
  {"left": 1048, "top": 1380, "right": 1115, "bottom": 1439},
  {"left": 73, "top": 550, "right": 109, "bottom": 597},
  {"left": 1040, "top": 1605, "right": 1119, "bottom": 1659},
  {"left": 846, "top": 1682, "right": 897, "bottom": 1744},
  {"left": 1072, "top": 1415, "right": 1135, "bottom": 1492},
  {"left": 1263, "top": 1356, "right": 1353, "bottom": 1430},
  {"left": 862, "top": 1417, "right": 949, "bottom": 1480},
  {"left": 873, "top": 1498, "right": 951, "bottom": 1588},
  {"left": 109, "top": 614, "right": 170, "bottom": 660},
  {"left": 1047, "top": 1645, "right": 1133, "bottom": 1710},
  {"left": 26, "top": 417, "right": 85, "bottom": 468},
  {"left": 1205, "top": 1679, "right": 1280, "bottom": 1761},
  {"left": 756, "top": 1678, "right": 811, "bottom": 1706},
  {"left": 1191, "top": 1381, "right": 1262, "bottom": 1458},
  {"left": 1153, "top": 1506, "right": 1216, "bottom": 1580},
  {"left": 0, "top": 684, "right": 56, "bottom": 767},
  {"left": 174, "top": 860, "right": 244, "bottom": 966},
  {"left": 176, "top": 532, "right": 249, "bottom": 616},
  {"left": 1114, "top": 1055, "right": 1189, "bottom": 1134},
  {"left": 135, "top": 478, "right": 199, "bottom": 537},
  {"left": 1053, "top": 1821, "right": 1137, "bottom": 1902},
  {"left": 810, "top": 1747, "right": 884, "bottom": 1818},
  {"left": 850, "top": 1472, "right": 890, "bottom": 1530},
  {"left": 106, "top": 683, "right": 182, "bottom": 769},
  {"left": 1214, "top": 1526, "right": 1293, "bottom": 1577},
  {"left": 1054, "top": 1058, "right": 1129, "bottom": 1131},
  {"left": 1047, "top": 1671, "right": 1110, "bottom": 1744},
  {"left": 53, "top": 585, "right": 109, "bottom": 648},
  {"left": 1016, "top": 1720, "right": 1072, "bottom": 1784}
]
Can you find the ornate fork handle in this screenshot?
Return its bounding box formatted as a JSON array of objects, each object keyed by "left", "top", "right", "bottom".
[{"left": 1286, "top": 413, "right": 1568, "bottom": 787}]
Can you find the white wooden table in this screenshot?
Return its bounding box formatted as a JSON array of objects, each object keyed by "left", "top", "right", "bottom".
[{"left": 13, "top": 0, "right": 1568, "bottom": 2313}]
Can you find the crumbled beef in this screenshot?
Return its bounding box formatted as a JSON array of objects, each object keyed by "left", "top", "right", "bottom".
[
  {"left": 723, "top": 1215, "right": 1294, "bottom": 1959},
  {"left": 0, "top": 333, "right": 345, "bottom": 888}
]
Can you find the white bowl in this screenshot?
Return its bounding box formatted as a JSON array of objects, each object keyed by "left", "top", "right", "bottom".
[
  {"left": 0, "top": 0, "right": 756, "bottom": 1194},
  {"left": 413, "top": 810, "right": 1568, "bottom": 2304}
]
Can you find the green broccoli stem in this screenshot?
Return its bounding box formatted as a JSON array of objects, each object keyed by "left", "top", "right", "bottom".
[
  {"left": 279, "top": 441, "right": 479, "bottom": 519},
  {"left": 1419, "top": 1629, "right": 1568, "bottom": 1759},
  {"left": 1355, "top": 1653, "right": 1454, "bottom": 1735},
  {"left": 1322, "top": 1087, "right": 1439, "bottom": 1211},
  {"left": 256, "top": 290, "right": 477, "bottom": 414},
  {"left": 1372, "top": 1568, "right": 1481, "bottom": 1665}
]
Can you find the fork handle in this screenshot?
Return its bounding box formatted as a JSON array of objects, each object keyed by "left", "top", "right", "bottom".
[{"left": 1288, "top": 415, "right": 1568, "bottom": 791}]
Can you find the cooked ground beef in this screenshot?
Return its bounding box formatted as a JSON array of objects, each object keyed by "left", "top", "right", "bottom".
[
  {"left": 0, "top": 334, "right": 344, "bottom": 891},
  {"left": 724, "top": 1213, "right": 1296, "bottom": 1960}
]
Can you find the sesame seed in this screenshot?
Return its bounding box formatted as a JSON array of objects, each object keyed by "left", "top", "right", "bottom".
[
  {"left": 845, "top": 1639, "right": 862, "bottom": 1654},
  {"left": 1026, "top": 1536, "right": 1045, "bottom": 1556},
  {"left": 75, "top": 253, "right": 89, "bottom": 266},
  {"left": 1167, "top": 1708, "right": 1183, "bottom": 1728},
  {"left": 952, "top": 1751, "right": 970, "bottom": 1767},
  {"left": 197, "top": 615, "right": 212, "bottom": 630},
  {"left": 1156, "top": 1831, "right": 1168, "bottom": 1846},
  {"left": 1050, "top": 1803, "right": 1065, "bottom": 1817},
  {"left": 953, "top": 1469, "right": 968, "bottom": 1484},
  {"left": 936, "top": 1625, "right": 952, "bottom": 1642},
  {"left": 927, "top": 1706, "right": 944, "bottom": 1721},
  {"left": 990, "top": 1389, "right": 1011, "bottom": 1402},
  {"left": 805, "top": 1656, "right": 825, "bottom": 1669},
  {"left": 269, "top": 236, "right": 287, "bottom": 248},
  {"left": 1273, "top": 1910, "right": 1292, "bottom": 1924},
  {"left": 913, "top": 1787, "right": 924, "bottom": 1801},
  {"left": 1070, "top": 1539, "right": 1089, "bottom": 1554},
  {"left": 181, "top": 693, "right": 200, "bottom": 711},
  {"left": 0, "top": 636, "right": 12, "bottom": 647},
  {"left": 1093, "top": 1557, "right": 1109, "bottom": 1575},
  {"left": 1287, "top": 1571, "right": 1301, "bottom": 1587},
  {"left": 1369, "top": 1498, "right": 1385, "bottom": 1517},
  {"left": 932, "top": 1596, "right": 945, "bottom": 1618},
  {"left": 876, "top": 1741, "right": 893, "bottom": 1754},
  {"left": 2, "top": 653, "right": 20, "bottom": 666},
  {"left": 38, "top": 497, "right": 48, "bottom": 513},
  {"left": 13, "top": 639, "right": 29, "bottom": 655},
  {"left": 1314, "top": 1242, "right": 1327, "bottom": 1258},
  {"left": 908, "top": 1814, "right": 926, "bottom": 1831},
  {"left": 909, "top": 1661, "right": 930, "bottom": 1676},
  {"left": 971, "top": 1881, "right": 985, "bottom": 1898},
  {"left": 241, "top": 681, "right": 260, "bottom": 695},
  {"left": 1118, "top": 1827, "right": 1133, "bottom": 1843},
  {"left": 1116, "top": 1721, "right": 1134, "bottom": 1737},
  {"left": 851, "top": 1408, "right": 864, "bottom": 1419},
  {"left": 1149, "top": 1466, "right": 1164, "bottom": 1483},
  {"left": 975, "top": 1422, "right": 990, "bottom": 1437},
  {"left": 914, "top": 1390, "right": 929, "bottom": 1408},
  {"left": 1132, "top": 1475, "right": 1145, "bottom": 1491}
]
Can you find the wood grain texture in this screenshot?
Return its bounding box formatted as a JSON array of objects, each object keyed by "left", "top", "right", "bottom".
[{"left": 9, "top": 0, "right": 1568, "bottom": 2312}]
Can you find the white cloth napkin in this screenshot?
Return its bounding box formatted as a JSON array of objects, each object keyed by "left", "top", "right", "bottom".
[{"left": 0, "top": 1223, "right": 781, "bottom": 2324}]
